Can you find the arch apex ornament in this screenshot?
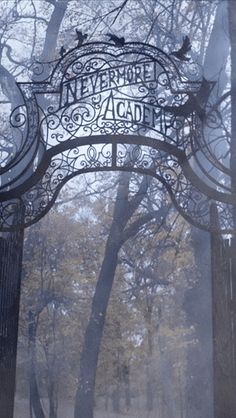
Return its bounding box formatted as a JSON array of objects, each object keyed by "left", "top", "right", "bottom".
[{"left": 0, "top": 40, "right": 234, "bottom": 232}]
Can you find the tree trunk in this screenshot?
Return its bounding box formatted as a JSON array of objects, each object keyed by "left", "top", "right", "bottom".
[
  {"left": 74, "top": 171, "right": 150, "bottom": 418},
  {"left": 74, "top": 233, "right": 121, "bottom": 418},
  {"left": 145, "top": 308, "right": 154, "bottom": 412},
  {"left": 49, "top": 380, "right": 57, "bottom": 418},
  {"left": 229, "top": 0, "right": 236, "bottom": 219},
  {"left": 210, "top": 204, "right": 236, "bottom": 418},
  {"left": 112, "top": 325, "right": 122, "bottom": 414},
  {"left": 123, "top": 364, "right": 131, "bottom": 410},
  {"left": 28, "top": 312, "right": 46, "bottom": 418},
  {"left": 29, "top": 368, "right": 45, "bottom": 418},
  {"left": 112, "top": 382, "right": 121, "bottom": 414},
  {"left": 184, "top": 228, "right": 213, "bottom": 418},
  {"left": 184, "top": 2, "right": 230, "bottom": 418}
]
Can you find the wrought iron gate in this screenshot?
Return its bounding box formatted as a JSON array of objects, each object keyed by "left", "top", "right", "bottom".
[
  {"left": 0, "top": 209, "right": 24, "bottom": 418},
  {"left": 0, "top": 39, "right": 235, "bottom": 418}
]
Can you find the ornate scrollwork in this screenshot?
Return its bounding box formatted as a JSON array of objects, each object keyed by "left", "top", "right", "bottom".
[{"left": 0, "top": 41, "right": 234, "bottom": 232}]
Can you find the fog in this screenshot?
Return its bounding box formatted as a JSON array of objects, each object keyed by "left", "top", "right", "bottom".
[
  {"left": 0, "top": 1, "right": 233, "bottom": 418},
  {"left": 13, "top": 170, "right": 213, "bottom": 418}
]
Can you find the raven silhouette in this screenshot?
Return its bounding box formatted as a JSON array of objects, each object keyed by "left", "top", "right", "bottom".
[
  {"left": 106, "top": 33, "right": 125, "bottom": 47},
  {"left": 75, "top": 29, "right": 88, "bottom": 46},
  {"left": 170, "top": 36, "right": 191, "bottom": 61},
  {"left": 60, "top": 46, "right": 66, "bottom": 57},
  {"left": 163, "top": 78, "right": 216, "bottom": 122}
]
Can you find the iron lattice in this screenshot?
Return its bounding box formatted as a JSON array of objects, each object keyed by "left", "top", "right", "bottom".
[{"left": 0, "top": 41, "right": 234, "bottom": 232}]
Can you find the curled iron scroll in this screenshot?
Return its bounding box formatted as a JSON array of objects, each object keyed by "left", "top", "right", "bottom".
[{"left": 0, "top": 41, "right": 234, "bottom": 233}]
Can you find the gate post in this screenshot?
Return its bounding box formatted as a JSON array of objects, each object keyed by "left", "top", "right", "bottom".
[
  {"left": 0, "top": 211, "right": 24, "bottom": 418},
  {"left": 210, "top": 204, "right": 236, "bottom": 418}
]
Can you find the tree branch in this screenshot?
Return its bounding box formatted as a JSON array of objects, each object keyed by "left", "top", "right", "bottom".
[
  {"left": 122, "top": 203, "right": 170, "bottom": 244},
  {"left": 125, "top": 175, "right": 151, "bottom": 221},
  {"left": 122, "top": 212, "right": 156, "bottom": 244},
  {"left": 111, "top": 0, "right": 129, "bottom": 25}
]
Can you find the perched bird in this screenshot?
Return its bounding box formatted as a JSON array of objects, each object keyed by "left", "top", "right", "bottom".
[
  {"left": 163, "top": 96, "right": 205, "bottom": 121},
  {"left": 60, "top": 46, "right": 66, "bottom": 57},
  {"left": 196, "top": 77, "right": 216, "bottom": 107},
  {"left": 75, "top": 29, "right": 88, "bottom": 46},
  {"left": 170, "top": 36, "right": 191, "bottom": 61},
  {"left": 106, "top": 33, "right": 125, "bottom": 47},
  {"left": 162, "top": 78, "right": 216, "bottom": 122}
]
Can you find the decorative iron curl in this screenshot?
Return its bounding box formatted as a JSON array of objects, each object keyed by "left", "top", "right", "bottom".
[
  {"left": 0, "top": 138, "right": 234, "bottom": 233},
  {"left": 0, "top": 41, "right": 234, "bottom": 234}
]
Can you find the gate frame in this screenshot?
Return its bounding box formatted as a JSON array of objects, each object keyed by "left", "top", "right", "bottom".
[{"left": 0, "top": 40, "right": 234, "bottom": 418}]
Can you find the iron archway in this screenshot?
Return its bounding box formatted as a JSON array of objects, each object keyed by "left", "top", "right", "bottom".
[
  {"left": 0, "top": 37, "right": 235, "bottom": 418},
  {"left": 0, "top": 41, "right": 233, "bottom": 232}
]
